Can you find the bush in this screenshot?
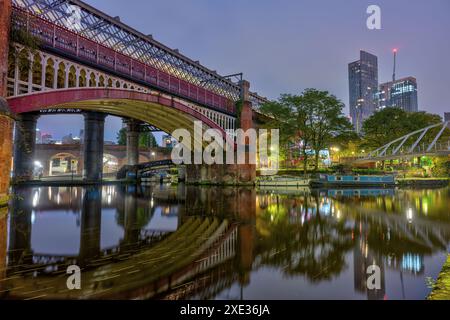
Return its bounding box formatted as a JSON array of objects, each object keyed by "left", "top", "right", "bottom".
[{"left": 431, "top": 159, "right": 450, "bottom": 178}]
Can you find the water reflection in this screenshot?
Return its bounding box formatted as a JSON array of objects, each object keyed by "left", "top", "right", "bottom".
[{"left": 1, "top": 185, "right": 449, "bottom": 300}]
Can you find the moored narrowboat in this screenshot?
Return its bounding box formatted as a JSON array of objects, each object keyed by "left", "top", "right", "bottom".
[
  {"left": 311, "top": 174, "right": 395, "bottom": 187},
  {"left": 257, "top": 176, "right": 311, "bottom": 187}
]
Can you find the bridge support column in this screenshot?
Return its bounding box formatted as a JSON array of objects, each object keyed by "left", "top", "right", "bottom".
[
  {"left": 83, "top": 112, "right": 106, "bottom": 181},
  {"left": 79, "top": 187, "right": 102, "bottom": 266},
  {"left": 236, "top": 188, "right": 256, "bottom": 288},
  {"left": 185, "top": 164, "right": 255, "bottom": 185},
  {"left": 13, "top": 113, "right": 40, "bottom": 182},
  {"left": 124, "top": 119, "right": 141, "bottom": 166},
  {"left": 121, "top": 186, "right": 140, "bottom": 248},
  {"left": 8, "top": 187, "right": 33, "bottom": 271},
  {"left": 0, "top": 0, "right": 13, "bottom": 203},
  {"left": 237, "top": 80, "right": 256, "bottom": 184},
  {"left": 185, "top": 80, "right": 256, "bottom": 185}
]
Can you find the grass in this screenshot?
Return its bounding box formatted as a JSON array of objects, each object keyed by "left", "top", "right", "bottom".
[{"left": 428, "top": 255, "right": 450, "bottom": 300}]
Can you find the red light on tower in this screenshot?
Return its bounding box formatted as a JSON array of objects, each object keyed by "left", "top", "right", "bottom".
[{"left": 393, "top": 48, "right": 398, "bottom": 53}]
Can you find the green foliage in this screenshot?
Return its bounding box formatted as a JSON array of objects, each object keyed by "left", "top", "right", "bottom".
[
  {"left": 235, "top": 100, "right": 243, "bottom": 129},
  {"left": 421, "top": 156, "right": 433, "bottom": 167},
  {"left": 8, "top": 28, "right": 41, "bottom": 75},
  {"left": 361, "top": 108, "right": 445, "bottom": 150},
  {"left": 117, "top": 128, "right": 158, "bottom": 148},
  {"left": 431, "top": 158, "right": 450, "bottom": 178},
  {"left": 139, "top": 131, "right": 158, "bottom": 148},
  {"left": 259, "top": 90, "right": 353, "bottom": 173},
  {"left": 301, "top": 89, "right": 354, "bottom": 171}
]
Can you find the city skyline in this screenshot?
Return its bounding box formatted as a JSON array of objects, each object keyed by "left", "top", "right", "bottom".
[{"left": 33, "top": 0, "right": 450, "bottom": 140}]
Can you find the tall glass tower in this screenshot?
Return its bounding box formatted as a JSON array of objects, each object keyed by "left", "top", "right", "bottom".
[
  {"left": 348, "top": 51, "right": 379, "bottom": 133},
  {"left": 378, "top": 77, "right": 418, "bottom": 112}
]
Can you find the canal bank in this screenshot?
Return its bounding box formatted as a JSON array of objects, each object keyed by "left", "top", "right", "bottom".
[
  {"left": 428, "top": 255, "right": 450, "bottom": 300},
  {"left": 0, "top": 195, "right": 8, "bottom": 208},
  {"left": 396, "top": 178, "right": 449, "bottom": 187}
]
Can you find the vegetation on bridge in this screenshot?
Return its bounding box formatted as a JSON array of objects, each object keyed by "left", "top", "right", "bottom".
[{"left": 8, "top": 26, "right": 41, "bottom": 77}]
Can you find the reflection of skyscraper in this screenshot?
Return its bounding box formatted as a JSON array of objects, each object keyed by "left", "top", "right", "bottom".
[
  {"left": 387, "top": 253, "right": 424, "bottom": 275},
  {"left": 79, "top": 129, "right": 84, "bottom": 144},
  {"left": 353, "top": 237, "right": 386, "bottom": 300},
  {"left": 36, "top": 128, "right": 42, "bottom": 144},
  {"left": 41, "top": 133, "right": 53, "bottom": 144},
  {"left": 349, "top": 51, "right": 379, "bottom": 133}
]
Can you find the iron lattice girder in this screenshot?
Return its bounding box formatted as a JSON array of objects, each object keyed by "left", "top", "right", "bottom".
[
  {"left": 12, "top": 0, "right": 268, "bottom": 107},
  {"left": 366, "top": 121, "right": 450, "bottom": 159}
]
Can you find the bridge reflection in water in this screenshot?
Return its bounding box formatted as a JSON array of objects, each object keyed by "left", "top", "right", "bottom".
[{"left": 1, "top": 185, "right": 450, "bottom": 300}]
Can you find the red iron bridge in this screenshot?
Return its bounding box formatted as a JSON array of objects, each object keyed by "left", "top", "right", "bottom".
[{"left": 3, "top": 0, "right": 268, "bottom": 184}]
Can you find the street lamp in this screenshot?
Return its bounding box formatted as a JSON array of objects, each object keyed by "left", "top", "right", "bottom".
[{"left": 330, "top": 147, "right": 340, "bottom": 164}]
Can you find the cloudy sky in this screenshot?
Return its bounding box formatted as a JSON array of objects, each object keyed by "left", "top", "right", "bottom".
[{"left": 36, "top": 0, "right": 450, "bottom": 142}]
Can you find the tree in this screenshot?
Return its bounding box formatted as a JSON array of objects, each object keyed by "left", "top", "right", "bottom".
[
  {"left": 361, "top": 108, "right": 406, "bottom": 150},
  {"left": 361, "top": 108, "right": 445, "bottom": 150},
  {"left": 117, "top": 128, "right": 158, "bottom": 148},
  {"left": 260, "top": 95, "right": 307, "bottom": 169},
  {"left": 300, "top": 89, "right": 354, "bottom": 171},
  {"left": 260, "top": 89, "right": 353, "bottom": 173}
]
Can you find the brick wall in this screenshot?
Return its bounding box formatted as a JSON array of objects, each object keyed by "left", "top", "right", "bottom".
[
  {"left": 0, "top": 0, "right": 13, "bottom": 199},
  {"left": 0, "top": 209, "right": 6, "bottom": 286},
  {"left": 0, "top": 117, "right": 13, "bottom": 197}
]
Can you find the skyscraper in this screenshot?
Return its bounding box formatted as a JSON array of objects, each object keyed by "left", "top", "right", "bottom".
[
  {"left": 378, "top": 77, "right": 418, "bottom": 112},
  {"left": 36, "top": 128, "right": 42, "bottom": 144},
  {"left": 348, "top": 51, "right": 379, "bottom": 133}
]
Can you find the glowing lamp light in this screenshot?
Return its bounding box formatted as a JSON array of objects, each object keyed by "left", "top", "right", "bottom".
[
  {"left": 393, "top": 48, "right": 398, "bottom": 53},
  {"left": 407, "top": 208, "right": 413, "bottom": 223}
]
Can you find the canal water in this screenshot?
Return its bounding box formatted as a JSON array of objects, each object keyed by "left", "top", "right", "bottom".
[{"left": 0, "top": 184, "right": 449, "bottom": 300}]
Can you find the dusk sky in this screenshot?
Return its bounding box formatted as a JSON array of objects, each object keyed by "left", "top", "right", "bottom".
[{"left": 36, "top": 0, "right": 450, "bottom": 142}]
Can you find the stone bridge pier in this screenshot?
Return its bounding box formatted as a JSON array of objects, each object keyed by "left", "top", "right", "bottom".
[
  {"left": 83, "top": 112, "right": 107, "bottom": 181},
  {"left": 78, "top": 187, "right": 102, "bottom": 266},
  {"left": 124, "top": 119, "right": 142, "bottom": 167},
  {"left": 13, "top": 113, "right": 39, "bottom": 181}
]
